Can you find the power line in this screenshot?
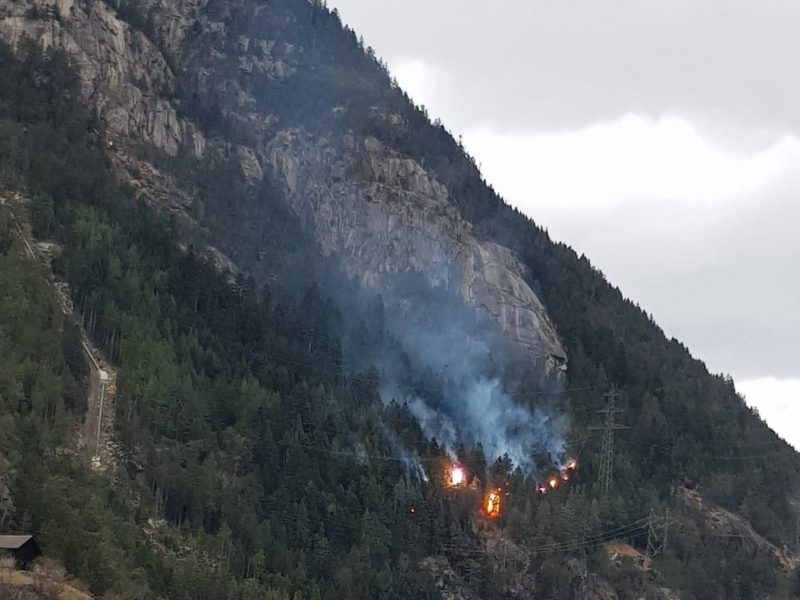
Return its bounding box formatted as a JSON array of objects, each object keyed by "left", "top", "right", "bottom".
[
  {"left": 430, "top": 515, "right": 651, "bottom": 560},
  {"left": 714, "top": 449, "right": 798, "bottom": 461},
  {"left": 530, "top": 517, "right": 650, "bottom": 554},
  {"left": 275, "top": 415, "right": 796, "bottom": 473},
  {"left": 281, "top": 431, "right": 601, "bottom": 466}
]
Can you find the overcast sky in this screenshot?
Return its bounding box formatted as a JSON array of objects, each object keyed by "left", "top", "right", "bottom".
[{"left": 329, "top": 0, "right": 800, "bottom": 449}]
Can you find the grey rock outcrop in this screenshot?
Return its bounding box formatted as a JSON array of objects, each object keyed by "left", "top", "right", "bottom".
[
  {"left": 0, "top": 0, "right": 188, "bottom": 154},
  {"left": 0, "top": 0, "right": 566, "bottom": 370},
  {"left": 265, "top": 131, "right": 565, "bottom": 369}
]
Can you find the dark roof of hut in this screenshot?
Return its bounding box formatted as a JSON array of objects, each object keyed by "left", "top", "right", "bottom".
[{"left": 0, "top": 535, "right": 34, "bottom": 550}]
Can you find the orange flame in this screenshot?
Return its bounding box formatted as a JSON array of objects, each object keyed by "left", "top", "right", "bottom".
[
  {"left": 449, "top": 465, "right": 465, "bottom": 487},
  {"left": 484, "top": 489, "right": 501, "bottom": 518},
  {"left": 538, "top": 460, "right": 577, "bottom": 495}
]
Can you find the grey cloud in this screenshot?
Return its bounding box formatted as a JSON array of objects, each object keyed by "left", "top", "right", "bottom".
[
  {"left": 331, "top": 0, "right": 800, "bottom": 140},
  {"left": 534, "top": 184, "right": 800, "bottom": 381}
]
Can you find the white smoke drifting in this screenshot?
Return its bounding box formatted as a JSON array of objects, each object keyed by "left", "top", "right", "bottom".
[{"left": 370, "top": 276, "right": 568, "bottom": 476}]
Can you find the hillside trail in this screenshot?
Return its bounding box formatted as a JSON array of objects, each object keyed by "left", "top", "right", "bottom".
[{"left": 1, "top": 193, "right": 117, "bottom": 472}]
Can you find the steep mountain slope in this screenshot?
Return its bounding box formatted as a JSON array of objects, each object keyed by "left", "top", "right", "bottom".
[
  {"left": 1, "top": 1, "right": 800, "bottom": 599},
  {"left": 0, "top": 43, "right": 442, "bottom": 598},
  {"left": 0, "top": 0, "right": 565, "bottom": 372}
]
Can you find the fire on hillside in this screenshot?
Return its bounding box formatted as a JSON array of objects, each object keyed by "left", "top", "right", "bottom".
[
  {"left": 442, "top": 458, "right": 577, "bottom": 517},
  {"left": 537, "top": 459, "right": 578, "bottom": 495},
  {"left": 448, "top": 464, "right": 466, "bottom": 488},
  {"left": 484, "top": 489, "right": 501, "bottom": 518}
]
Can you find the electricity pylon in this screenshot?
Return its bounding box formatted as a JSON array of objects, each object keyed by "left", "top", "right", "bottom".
[
  {"left": 591, "top": 385, "right": 627, "bottom": 495},
  {"left": 646, "top": 507, "right": 670, "bottom": 558}
]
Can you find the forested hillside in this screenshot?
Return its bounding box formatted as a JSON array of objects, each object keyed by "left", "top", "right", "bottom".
[
  {"left": 0, "top": 41, "right": 442, "bottom": 599},
  {"left": 0, "top": 2, "right": 799, "bottom": 598}
]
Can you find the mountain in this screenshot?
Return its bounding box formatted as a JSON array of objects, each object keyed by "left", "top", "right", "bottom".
[{"left": 0, "top": 1, "right": 799, "bottom": 598}]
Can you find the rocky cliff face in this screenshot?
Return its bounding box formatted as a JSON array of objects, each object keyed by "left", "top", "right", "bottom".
[
  {"left": 0, "top": 0, "right": 185, "bottom": 152},
  {"left": 0, "top": 0, "right": 566, "bottom": 370},
  {"left": 265, "top": 130, "right": 565, "bottom": 368}
]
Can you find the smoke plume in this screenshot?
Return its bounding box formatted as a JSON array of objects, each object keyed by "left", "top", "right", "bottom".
[{"left": 333, "top": 269, "right": 567, "bottom": 477}]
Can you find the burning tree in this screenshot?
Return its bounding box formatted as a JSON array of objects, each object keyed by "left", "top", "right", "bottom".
[
  {"left": 537, "top": 459, "right": 578, "bottom": 495},
  {"left": 484, "top": 489, "right": 501, "bottom": 518},
  {"left": 448, "top": 464, "right": 465, "bottom": 487}
]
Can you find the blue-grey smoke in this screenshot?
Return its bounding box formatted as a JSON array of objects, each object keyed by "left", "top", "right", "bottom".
[
  {"left": 324, "top": 262, "right": 567, "bottom": 477},
  {"left": 369, "top": 275, "right": 568, "bottom": 476},
  {"left": 406, "top": 396, "right": 458, "bottom": 457},
  {"left": 382, "top": 426, "right": 429, "bottom": 482},
  {"left": 389, "top": 374, "right": 566, "bottom": 475}
]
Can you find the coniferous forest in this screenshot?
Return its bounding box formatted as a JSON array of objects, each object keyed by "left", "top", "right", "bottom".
[{"left": 0, "top": 6, "right": 799, "bottom": 599}]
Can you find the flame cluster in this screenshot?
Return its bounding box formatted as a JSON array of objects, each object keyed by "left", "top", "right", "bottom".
[
  {"left": 445, "top": 462, "right": 504, "bottom": 518},
  {"left": 440, "top": 459, "right": 577, "bottom": 518},
  {"left": 537, "top": 459, "right": 578, "bottom": 495}
]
